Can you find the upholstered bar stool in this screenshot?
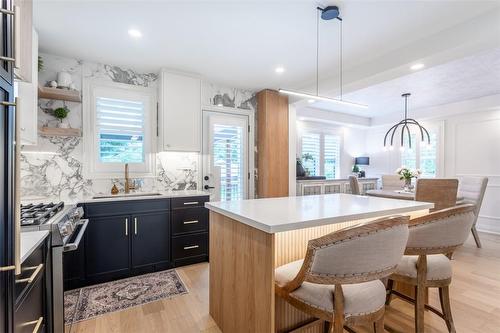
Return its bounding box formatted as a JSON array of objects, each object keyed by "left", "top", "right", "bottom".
[
  {"left": 349, "top": 175, "right": 361, "bottom": 195},
  {"left": 457, "top": 176, "right": 488, "bottom": 248},
  {"left": 386, "top": 204, "right": 476, "bottom": 333},
  {"left": 275, "top": 216, "right": 410, "bottom": 333}
]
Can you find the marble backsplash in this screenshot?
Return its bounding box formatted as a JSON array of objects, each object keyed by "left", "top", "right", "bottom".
[{"left": 21, "top": 52, "right": 255, "bottom": 202}]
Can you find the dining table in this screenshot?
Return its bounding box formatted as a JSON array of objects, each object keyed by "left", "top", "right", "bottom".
[{"left": 365, "top": 189, "right": 464, "bottom": 202}]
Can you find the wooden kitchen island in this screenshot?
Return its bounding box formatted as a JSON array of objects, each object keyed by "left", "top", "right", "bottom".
[{"left": 205, "top": 194, "right": 434, "bottom": 333}]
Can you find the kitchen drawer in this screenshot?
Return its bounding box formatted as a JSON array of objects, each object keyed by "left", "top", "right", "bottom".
[
  {"left": 172, "top": 233, "right": 208, "bottom": 260},
  {"left": 171, "top": 207, "right": 208, "bottom": 235},
  {"left": 15, "top": 242, "right": 45, "bottom": 305},
  {"left": 14, "top": 272, "right": 45, "bottom": 333},
  {"left": 171, "top": 196, "right": 209, "bottom": 210},
  {"left": 84, "top": 198, "right": 170, "bottom": 217}
]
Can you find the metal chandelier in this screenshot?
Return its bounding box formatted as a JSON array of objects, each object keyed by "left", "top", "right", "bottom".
[{"left": 383, "top": 93, "right": 430, "bottom": 150}]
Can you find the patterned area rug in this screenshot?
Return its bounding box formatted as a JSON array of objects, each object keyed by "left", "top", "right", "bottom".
[{"left": 64, "top": 269, "right": 188, "bottom": 324}]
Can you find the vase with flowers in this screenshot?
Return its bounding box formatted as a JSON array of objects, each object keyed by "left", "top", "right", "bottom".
[{"left": 396, "top": 167, "right": 421, "bottom": 192}]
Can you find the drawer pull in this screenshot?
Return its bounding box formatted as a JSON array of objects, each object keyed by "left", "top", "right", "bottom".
[
  {"left": 183, "top": 201, "right": 199, "bottom": 205},
  {"left": 31, "top": 317, "right": 43, "bottom": 333},
  {"left": 125, "top": 218, "right": 128, "bottom": 236},
  {"left": 16, "top": 264, "right": 43, "bottom": 284},
  {"left": 183, "top": 220, "right": 199, "bottom": 225},
  {"left": 184, "top": 245, "right": 199, "bottom": 250},
  {"left": 134, "top": 217, "right": 138, "bottom": 235}
]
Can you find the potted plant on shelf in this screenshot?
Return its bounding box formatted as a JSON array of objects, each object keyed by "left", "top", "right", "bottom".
[
  {"left": 53, "top": 106, "right": 70, "bottom": 128},
  {"left": 301, "top": 153, "right": 315, "bottom": 176},
  {"left": 396, "top": 167, "right": 421, "bottom": 191}
]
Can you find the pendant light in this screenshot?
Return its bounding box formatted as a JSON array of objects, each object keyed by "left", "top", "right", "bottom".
[
  {"left": 383, "top": 93, "right": 430, "bottom": 150},
  {"left": 279, "top": 6, "right": 368, "bottom": 109}
]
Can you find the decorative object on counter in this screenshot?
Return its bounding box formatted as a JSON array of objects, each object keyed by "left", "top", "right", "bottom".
[
  {"left": 352, "top": 164, "right": 359, "bottom": 174},
  {"left": 53, "top": 106, "right": 71, "bottom": 128},
  {"left": 57, "top": 71, "right": 73, "bottom": 88},
  {"left": 296, "top": 158, "right": 306, "bottom": 177},
  {"left": 301, "top": 153, "right": 315, "bottom": 176},
  {"left": 383, "top": 93, "right": 430, "bottom": 150},
  {"left": 396, "top": 167, "right": 421, "bottom": 191},
  {"left": 49, "top": 80, "right": 57, "bottom": 88},
  {"left": 111, "top": 184, "right": 119, "bottom": 195},
  {"left": 354, "top": 156, "right": 369, "bottom": 178},
  {"left": 64, "top": 269, "right": 188, "bottom": 325}
]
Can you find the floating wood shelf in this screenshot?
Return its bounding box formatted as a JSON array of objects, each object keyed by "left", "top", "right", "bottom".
[
  {"left": 38, "top": 85, "right": 82, "bottom": 102},
  {"left": 38, "top": 127, "right": 82, "bottom": 137}
]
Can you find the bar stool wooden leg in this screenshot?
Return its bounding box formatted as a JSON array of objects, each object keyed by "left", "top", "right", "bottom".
[
  {"left": 374, "top": 316, "right": 385, "bottom": 333},
  {"left": 439, "top": 286, "right": 456, "bottom": 333},
  {"left": 415, "top": 255, "right": 427, "bottom": 333},
  {"left": 385, "top": 279, "right": 394, "bottom": 305},
  {"left": 333, "top": 285, "right": 345, "bottom": 333}
]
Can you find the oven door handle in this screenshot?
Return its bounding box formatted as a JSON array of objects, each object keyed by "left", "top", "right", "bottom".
[{"left": 63, "top": 219, "right": 89, "bottom": 252}]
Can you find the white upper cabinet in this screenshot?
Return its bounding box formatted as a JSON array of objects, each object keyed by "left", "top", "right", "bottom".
[
  {"left": 13, "top": 0, "right": 34, "bottom": 82},
  {"left": 158, "top": 70, "right": 201, "bottom": 152},
  {"left": 15, "top": 28, "right": 38, "bottom": 145}
]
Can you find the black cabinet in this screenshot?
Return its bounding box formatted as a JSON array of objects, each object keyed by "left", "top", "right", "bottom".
[
  {"left": 85, "top": 215, "right": 130, "bottom": 284},
  {"left": 131, "top": 212, "right": 170, "bottom": 274},
  {"left": 64, "top": 196, "right": 209, "bottom": 288},
  {"left": 14, "top": 236, "right": 49, "bottom": 333}
]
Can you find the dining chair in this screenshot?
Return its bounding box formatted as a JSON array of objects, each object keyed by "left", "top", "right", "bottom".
[
  {"left": 349, "top": 175, "right": 361, "bottom": 195},
  {"left": 457, "top": 176, "right": 488, "bottom": 248},
  {"left": 275, "top": 216, "right": 410, "bottom": 333},
  {"left": 386, "top": 204, "right": 476, "bottom": 333},
  {"left": 415, "top": 179, "right": 458, "bottom": 212},
  {"left": 382, "top": 174, "right": 405, "bottom": 191}
]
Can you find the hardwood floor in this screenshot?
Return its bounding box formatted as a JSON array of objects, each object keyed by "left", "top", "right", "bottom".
[{"left": 68, "top": 232, "right": 500, "bottom": 333}]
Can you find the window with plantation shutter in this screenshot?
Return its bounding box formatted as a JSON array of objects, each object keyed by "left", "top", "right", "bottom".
[
  {"left": 324, "top": 135, "right": 340, "bottom": 179},
  {"left": 399, "top": 130, "right": 439, "bottom": 178},
  {"left": 96, "top": 97, "right": 145, "bottom": 163},
  {"left": 83, "top": 80, "right": 155, "bottom": 178},
  {"left": 301, "top": 133, "right": 321, "bottom": 176},
  {"left": 300, "top": 129, "right": 342, "bottom": 179},
  {"left": 213, "top": 124, "right": 244, "bottom": 201}
]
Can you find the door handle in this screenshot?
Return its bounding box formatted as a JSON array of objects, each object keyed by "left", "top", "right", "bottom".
[
  {"left": 204, "top": 185, "right": 215, "bottom": 190},
  {"left": 125, "top": 218, "right": 128, "bottom": 236},
  {"left": 134, "top": 217, "right": 138, "bottom": 235}
]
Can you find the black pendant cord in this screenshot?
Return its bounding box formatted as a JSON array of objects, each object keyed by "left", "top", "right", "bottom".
[
  {"left": 316, "top": 9, "right": 320, "bottom": 96},
  {"left": 339, "top": 19, "right": 343, "bottom": 100}
]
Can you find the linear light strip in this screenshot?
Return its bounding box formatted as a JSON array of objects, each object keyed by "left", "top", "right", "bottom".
[{"left": 278, "top": 89, "right": 368, "bottom": 109}]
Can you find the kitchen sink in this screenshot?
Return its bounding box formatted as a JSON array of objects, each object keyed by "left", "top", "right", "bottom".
[{"left": 92, "top": 192, "right": 163, "bottom": 199}]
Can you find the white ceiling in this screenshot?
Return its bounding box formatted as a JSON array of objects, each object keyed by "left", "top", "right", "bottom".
[
  {"left": 34, "top": 0, "right": 500, "bottom": 90},
  {"left": 308, "top": 47, "right": 500, "bottom": 118}
]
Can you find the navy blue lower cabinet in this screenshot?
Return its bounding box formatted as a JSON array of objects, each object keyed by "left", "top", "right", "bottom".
[
  {"left": 64, "top": 197, "right": 209, "bottom": 288},
  {"left": 85, "top": 215, "right": 131, "bottom": 285},
  {"left": 131, "top": 212, "right": 171, "bottom": 275}
]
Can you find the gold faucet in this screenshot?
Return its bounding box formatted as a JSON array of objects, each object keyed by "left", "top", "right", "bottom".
[{"left": 124, "top": 163, "right": 136, "bottom": 194}]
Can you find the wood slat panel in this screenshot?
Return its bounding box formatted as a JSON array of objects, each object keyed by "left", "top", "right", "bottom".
[{"left": 209, "top": 211, "right": 275, "bottom": 333}]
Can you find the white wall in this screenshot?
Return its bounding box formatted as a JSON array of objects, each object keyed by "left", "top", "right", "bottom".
[{"left": 366, "top": 95, "right": 500, "bottom": 234}]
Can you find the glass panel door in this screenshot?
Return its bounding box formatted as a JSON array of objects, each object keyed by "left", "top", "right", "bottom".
[{"left": 203, "top": 112, "right": 249, "bottom": 201}]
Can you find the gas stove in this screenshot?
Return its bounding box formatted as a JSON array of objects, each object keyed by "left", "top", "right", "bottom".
[{"left": 20, "top": 201, "right": 65, "bottom": 226}]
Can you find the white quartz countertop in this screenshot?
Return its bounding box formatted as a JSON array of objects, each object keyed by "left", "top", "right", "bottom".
[
  {"left": 21, "top": 190, "right": 209, "bottom": 205},
  {"left": 205, "top": 193, "right": 434, "bottom": 233},
  {"left": 21, "top": 231, "right": 49, "bottom": 263}
]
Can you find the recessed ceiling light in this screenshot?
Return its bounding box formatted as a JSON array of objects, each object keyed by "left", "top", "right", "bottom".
[
  {"left": 410, "top": 63, "right": 424, "bottom": 70},
  {"left": 275, "top": 66, "right": 285, "bottom": 74},
  {"left": 308, "top": 99, "right": 315, "bottom": 103},
  {"left": 128, "top": 28, "right": 142, "bottom": 38}
]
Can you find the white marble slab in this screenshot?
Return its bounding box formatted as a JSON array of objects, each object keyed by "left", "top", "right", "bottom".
[
  {"left": 21, "top": 190, "right": 209, "bottom": 205},
  {"left": 21, "top": 231, "right": 49, "bottom": 263},
  {"left": 205, "top": 193, "right": 434, "bottom": 233}
]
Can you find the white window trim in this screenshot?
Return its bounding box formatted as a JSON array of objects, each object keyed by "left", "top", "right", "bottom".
[
  {"left": 398, "top": 121, "right": 444, "bottom": 178},
  {"left": 297, "top": 121, "right": 344, "bottom": 179},
  {"left": 83, "top": 78, "right": 157, "bottom": 179}
]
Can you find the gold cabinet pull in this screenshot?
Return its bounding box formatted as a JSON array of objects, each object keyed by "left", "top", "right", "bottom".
[
  {"left": 16, "top": 264, "right": 43, "bottom": 284},
  {"left": 184, "top": 245, "right": 199, "bottom": 250},
  {"left": 183, "top": 220, "right": 199, "bottom": 225},
  {"left": 125, "top": 218, "right": 128, "bottom": 236},
  {"left": 0, "top": 265, "right": 16, "bottom": 272},
  {"left": 134, "top": 217, "right": 138, "bottom": 235},
  {"left": 1, "top": 100, "right": 16, "bottom": 107},
  {"left": 31, "top": 317, "right": 43, "bottom": 333}
]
